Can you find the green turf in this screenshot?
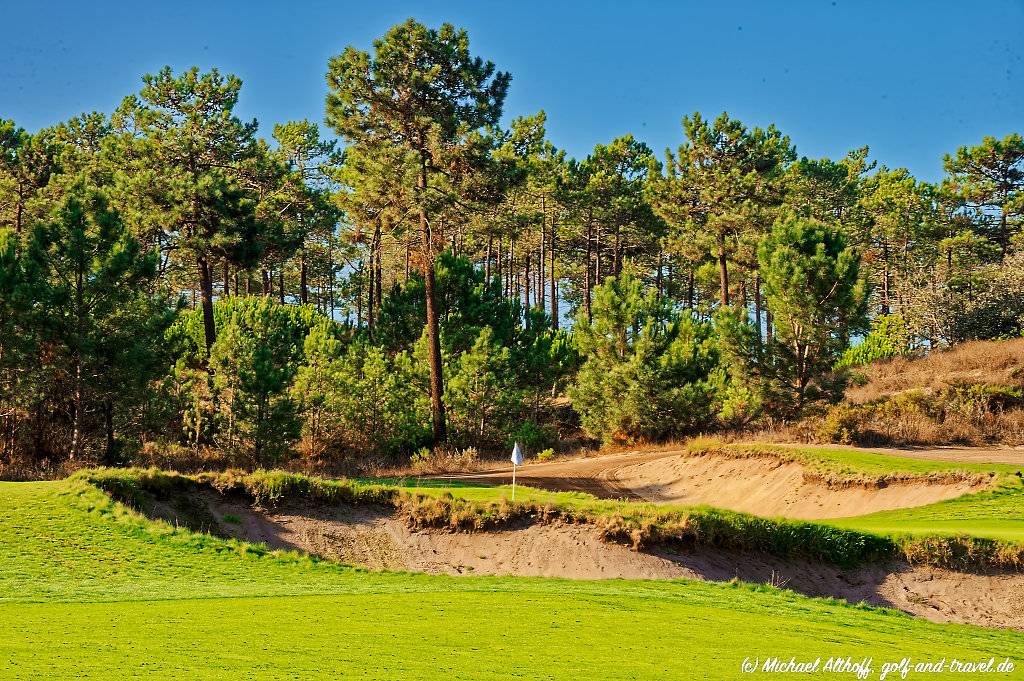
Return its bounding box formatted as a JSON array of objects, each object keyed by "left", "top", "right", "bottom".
[
  {"left": 827, "top": 484, "right": 1024, "bottom": 543},
  {"left": 372, "top": 445, "right": 1024, "bottom": 546},
  {"left": 1, "top": 479, "right": 1023, "bottom": 679},
  {"left": 699, "top": 441, "right": 1024, "bottom": 480}
]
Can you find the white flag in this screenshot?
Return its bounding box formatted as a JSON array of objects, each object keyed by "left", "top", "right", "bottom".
[{"left": 511, "top": 441, "right": 524, "bottom": 466}]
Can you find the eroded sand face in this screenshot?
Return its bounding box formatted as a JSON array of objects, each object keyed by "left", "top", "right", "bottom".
[
  {"left": 174, "top": 492, "right": 1024, "bottom": 631},
  {"left": 611, "top": 454, "right": 985, "bottom": 519}
]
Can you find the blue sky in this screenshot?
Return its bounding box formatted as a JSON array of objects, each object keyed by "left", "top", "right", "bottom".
[{"left": 2, "top": 1, "right": 1021, "bottom": 181}]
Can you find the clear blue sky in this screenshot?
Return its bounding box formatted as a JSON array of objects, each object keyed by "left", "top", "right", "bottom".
[{"left": 3, "top": 1, "right": 1021, "bottom": 181}]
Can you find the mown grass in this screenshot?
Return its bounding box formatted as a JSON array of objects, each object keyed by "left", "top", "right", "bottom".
[
  {"left": 830, "top": 485, "right": 1024, "bottom": 544},
  {"left": 2, "top": 478, "right": 1023, "bottom": 679}
]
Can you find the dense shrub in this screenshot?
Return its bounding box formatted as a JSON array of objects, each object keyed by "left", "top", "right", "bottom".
[
  {"left": 166, "top": 298, "right": 333, "bottom": 465},
  {"left": 292, "top": 325, "right": 431, "bottom": 460},
  {"left": 836, "top": 314, "right": 911, "bottom": 369},
  {"left": 569, "top": 271, "right": 720, "bottom": 443},
  {"left": 814, "top": 384, "right": 1024, "bottom": 446}
]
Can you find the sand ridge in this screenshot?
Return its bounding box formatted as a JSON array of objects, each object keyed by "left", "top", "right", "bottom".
[{"left": 612, "top": 453, "right": 986, "bottom": 519}]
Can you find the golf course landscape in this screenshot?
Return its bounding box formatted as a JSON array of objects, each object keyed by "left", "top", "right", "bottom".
[
  {"left": 4, "top": 2, "right": 1024, "bottom": 678},
  {"left": 2, "top": 452, "right": 1024, "bottom": 680}
]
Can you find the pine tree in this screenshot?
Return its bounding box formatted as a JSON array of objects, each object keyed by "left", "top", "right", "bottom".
[
  {"left": 111, "top": 67, "right": 264, "bottom": 354},
  {"left": 27, "top": 182, "right": 172, "bottom": 460},
  {"left": 758, "top": 216, "right": 866, "bottom": 411},
  {"left": 943, "top": 134, "right": 1024, "bottom": 259},
  {"left": 326, "top": 19, "right": 511, "bottom": 445}
]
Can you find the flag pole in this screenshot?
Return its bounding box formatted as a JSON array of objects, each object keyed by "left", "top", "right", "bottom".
[{"left": 510, "top": 441, "right": 523, "bottom": 502}]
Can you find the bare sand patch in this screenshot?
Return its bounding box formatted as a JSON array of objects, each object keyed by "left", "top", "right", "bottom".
[{"left": 610, "top": 454, "right": 985, "bottom": 519}]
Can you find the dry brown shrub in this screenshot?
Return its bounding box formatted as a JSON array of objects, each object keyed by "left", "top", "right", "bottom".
[{"left": 848, "top": 337, "right": 1024, "bottom": 404}]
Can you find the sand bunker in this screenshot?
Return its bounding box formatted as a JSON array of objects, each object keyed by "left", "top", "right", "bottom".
[
  {"left": 611, "top": 454, "right": 985, "bottom": 519},
  {"left": 148, "top": 490, "right": 1024, "bottom": 631}
]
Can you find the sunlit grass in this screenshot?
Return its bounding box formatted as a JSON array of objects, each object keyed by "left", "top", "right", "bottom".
[{"left": 2, "top": 478, "right": 1023, "bottom": 679}]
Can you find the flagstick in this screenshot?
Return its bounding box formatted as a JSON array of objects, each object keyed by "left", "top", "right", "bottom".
[{"left": 512, "top": 462, "right": 516, "bottom": 501}]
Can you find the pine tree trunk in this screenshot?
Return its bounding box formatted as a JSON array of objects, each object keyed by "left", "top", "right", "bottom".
[
  {"left": 356, "top": 262, "right": 363, "bottom": 328},
  {"left": 420, "top": 158, "right": 446, "bottom": 444},
  {"left": 549, "top": 216, "right": 558, "bottom": 329},
  {"left": 495, "top": 235, "right": 503, "bottom": 295},
  {"left": 584, "top": 212, "right": 593, "bottom": 323},
  {"left": 103, "top": 400, "right": 115, "bottom": 464},
  {"left": 508, "top": 237, "right": 515, "bottom": 300},
  {"left": 656, "top": 250, "right": 663, "bottom": 299},
  {"left": 613, "top": 226, "right": 621, "bottom": 277},
  {"left": 300, "top": 252, "right": 308, "bottom": 305},
  {"left": 688, "top": 267, "right": 695, "bottom": 310},
  {"left": 223, "top": 260, "right": 230, "bottom": 297},
  {"left": 754, "top": 271, "right": 763, "bottom": 347},
  {"left": 278, "top": 270, "right": 285, "bottom": 304},
  {"left": 717, "top": 237, "right": 729, "bottom": 307},
  {"left": 70, "top": 356, "right": 83, "bottom": 459},
  {"left": 485, "top": 236, "right": 493, "bottom": 282},
  {"left": 538, "top": 219, "right": 545, "bottom": 311},
  {"left": 375, "top": 244, "right": 382, "bottom": 325},
  {"left": 524, "top": 253, "right": 531, "bottom": 316},
  {"left": 366, "top": 249, "right": 374, "bottom": 336},
  {"left": 198, "top": 255, "right": 217, "bottom": 353}
]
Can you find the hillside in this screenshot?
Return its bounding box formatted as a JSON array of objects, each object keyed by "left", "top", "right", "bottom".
[{"left": 805, "top": 338, "right": 1024, "bottom": 447}]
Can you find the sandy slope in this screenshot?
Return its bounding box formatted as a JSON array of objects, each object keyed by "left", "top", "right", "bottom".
[
  {"left": 439, "top": 447, "right": 1000, "bottom": 519},
  {"left": 611, "top": 454, "right": 985, "bottom": 519},
  {"left": 169, "top": 490, "right": 1024, "bottom": 631}
]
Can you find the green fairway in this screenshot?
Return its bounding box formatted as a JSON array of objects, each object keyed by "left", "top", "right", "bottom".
[
  {"left": 1, "top": 479, "right": 1024, "bottom": 679},
  {"left": 829, "top": 485, "right": 1024, "bottom": 543},
  {"left": 693, "top": 440, "right": 1024, "bottom": 481}
]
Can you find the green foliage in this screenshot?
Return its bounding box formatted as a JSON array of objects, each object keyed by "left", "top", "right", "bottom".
[
  {"left": 569, "top": 271, "right": 720, "bottom": 443},
  {"left": 168, "top": 298, "right": 329, "bottom": 463},
  {"left": 445, "top": 327, "right": 522, "bottom": 448},
  {"left": 758, "top": 216, "right": 867, "bottom": 411},
  {"left": 648, "top": 111, "right": 795, "bottom": 307},
  {"left": 3, "top": 19, "right": 1024, "bottom": 467},
  {"left": 293, "top": 327, "right": 430, "bottom": 458},
  {"left": 208, "top": 299, "right": 305, "bottom": 463},
  {"left": 376, "top": 251, "right": 519, "bottom": 356},
  {"left": 836, "top": 314, "right": 911, "bottom": 368},
  {"left": 16, "top": 183, "right": 174, "bottom": 460},
  {"left": 943, "top": 133, "right": 1023, "bottom": 257}
]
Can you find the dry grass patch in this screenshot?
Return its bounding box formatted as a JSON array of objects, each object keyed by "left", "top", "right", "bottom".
[{"left": 847, "top": 337, "right": 1024, "bottom": 404}]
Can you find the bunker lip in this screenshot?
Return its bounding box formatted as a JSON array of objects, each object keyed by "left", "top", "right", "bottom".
[{"left": 143, "top": 486, "right": 1024, "bottom": 632}]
